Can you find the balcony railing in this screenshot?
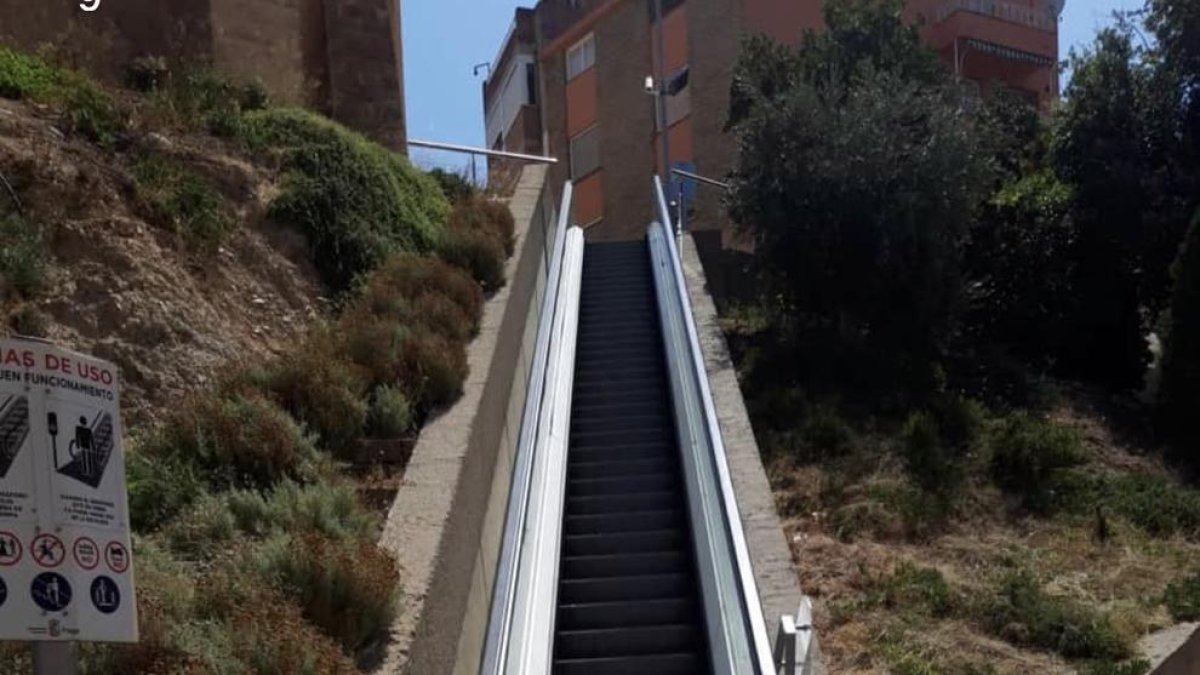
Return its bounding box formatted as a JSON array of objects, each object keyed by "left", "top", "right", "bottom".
[{"left": 934, "top": 0, "right": 1057, "bottom": 33}]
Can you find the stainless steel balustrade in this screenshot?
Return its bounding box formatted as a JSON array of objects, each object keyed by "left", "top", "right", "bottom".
[
  {"left": 482, "top": 183, "right": 585, "bottom": 675},
  {"left": 649, "top": 176, "right": 818, "bottom": 675}
]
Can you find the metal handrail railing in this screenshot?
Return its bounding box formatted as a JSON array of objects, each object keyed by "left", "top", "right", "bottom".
[
  {"left": 480, "top": 181, "right": 584, "bottom": 675},
  {"left": 649, "top": 175, "right": 776, "bottom": 673}
]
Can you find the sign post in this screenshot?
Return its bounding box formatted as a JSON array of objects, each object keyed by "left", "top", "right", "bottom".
[{"left": 0, "top": 337, "right": 138, "bottom": 666}]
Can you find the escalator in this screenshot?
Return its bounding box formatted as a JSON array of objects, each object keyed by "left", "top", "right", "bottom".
[{"left": 553, "top": 241, "right": 710, "bottom": 674}]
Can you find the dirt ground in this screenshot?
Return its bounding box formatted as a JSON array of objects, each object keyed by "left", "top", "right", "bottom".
[{"left": 0, "top": 97, "right": 325, "bottom": 425}]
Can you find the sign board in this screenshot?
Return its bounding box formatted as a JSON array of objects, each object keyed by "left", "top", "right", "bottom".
[{"left": 0, "top": 338, "right": 137, "bottom": 642}]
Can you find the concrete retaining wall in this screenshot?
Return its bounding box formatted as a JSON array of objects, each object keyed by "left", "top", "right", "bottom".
[{"left": 376, "top": 164, "right": 558, "bottom": 675}]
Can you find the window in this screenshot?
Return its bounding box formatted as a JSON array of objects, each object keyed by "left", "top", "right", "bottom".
[
  {"left": 569, "top": 126, "right": 600, "bottom": 179},
  {"left": 566, "top": 33, "right": 595, "bottom": 81}
]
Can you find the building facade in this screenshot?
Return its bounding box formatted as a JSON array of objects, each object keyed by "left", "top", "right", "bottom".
[
  {"left": 0, "top": 0, "right": 407, "bottom": 152},
  {"left": 483, "top": 0, "right": 1062, "bottom": 242}
]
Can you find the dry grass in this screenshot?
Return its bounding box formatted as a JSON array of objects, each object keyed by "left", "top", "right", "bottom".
[{"left": 772, "top": 397, "right": 1200, "bottom": 673}]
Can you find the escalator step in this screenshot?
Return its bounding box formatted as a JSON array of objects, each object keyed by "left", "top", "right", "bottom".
[
  {"left": 556, "top": 625, "right": 698, "bottom": 659},
  {"left": 557, "top": 597, "right": 697, "bottom": 630},
  {"left": 563, "top": 529, "right": 685, "bottom": 556},
  {"left": 564, "top": 509, "right": 684, "bottom": 535},
  {"left": 561, "top": 551, "right": 688, "bottom": 578},
  {"left": 559, "top": 573, "right": 694, "bottom": 604},
  {"left": 566, "top": 491, "right": 678, "bottom": 515},
  {"left": 553, "top": 653, "right": 703, "bottom": 675}
]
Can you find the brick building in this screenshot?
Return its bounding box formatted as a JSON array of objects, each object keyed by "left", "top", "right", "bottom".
[
  {"left": 483, "top": 0, "right": 1063, "bottom": 241},
  {"left": 0, "top": 0, "right": 407, "bottom": 152}
]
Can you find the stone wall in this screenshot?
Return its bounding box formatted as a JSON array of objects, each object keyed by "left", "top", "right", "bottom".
[
  {"left": 0, "top": 0, "right": 407, "bottom": 151},
  {"left": 323, "top": 0, "right": 407, "bottom": 151}
]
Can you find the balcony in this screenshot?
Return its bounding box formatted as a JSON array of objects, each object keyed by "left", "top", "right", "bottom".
[{"left": 934, "top": 0, "right": 1057, "bottom": 33}]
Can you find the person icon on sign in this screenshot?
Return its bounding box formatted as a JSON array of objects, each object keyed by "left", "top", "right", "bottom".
[
  {"left": 45, "top": 575, "right": 61, "bottom": 606},
  {"left": 69, "top": 416, "right": 94, "bottom": 478},
  {"left": 0, "top": 537, "right": 10, "bottom": 558}
]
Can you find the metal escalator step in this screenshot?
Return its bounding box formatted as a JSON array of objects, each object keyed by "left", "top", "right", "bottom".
[
  {"left": 568, "top": 457, "right": 674, "bottom": 480},
  {"left": 565, "top": 509, "right": 683, "bottom": 535},
  {"left": 569, "top": 417, "right": 671, "bottom": 438},
  {"left": 566, "top": 491, "right": 678, "bottom": 515},
  {"left": 556, "top": 597, "right": 697, "bottom": 631},
  {"left": 553, "top": 652, "right": 703, "bottom": 675},
  {"left": 563, "top": 529, "right": 684, "bottom": 556},
  {"left": 558, "top": 573, "right": 694, "bottom": 604},
  {"left": 556, "top": 624, "right": 699, "bottom": 660},
  {"left": 569, "top": 427, "right": 672, "bottom": 446},
  {"left": 568, "top": 443, "right": 676, "bottom": 462},
  {"left": 561, "top": 551, "right": 688, "bottom": 578},
  {"left": 567, "top": 473, "right": 677, "bottom": 497}
]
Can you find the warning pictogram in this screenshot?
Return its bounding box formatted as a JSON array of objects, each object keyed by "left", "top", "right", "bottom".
[
  {"left": 73, "top": 537, "right": 99, "bottom": 570},
  {"left": 90, "top": 576, "right": 120, "bottom": 614},
  {"left": 30, "top": 572, "right": 71, "bottom": 612},
  {"left": 0, "top": 531, "right": 21, "bottom": 566},
  {"left": 31, "top": 534, "right": 65, "bottom": 568},
  {"left": 104, "top": 541, "right": 128, "bottom": 574}
]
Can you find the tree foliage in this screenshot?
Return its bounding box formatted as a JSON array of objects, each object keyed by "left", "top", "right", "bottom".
[
  {"left": 727, "top": 0, "right": 988, "bottom": 399},
  {"left": 1160, "top": 210, "right": 1200, "bottom": 451}
]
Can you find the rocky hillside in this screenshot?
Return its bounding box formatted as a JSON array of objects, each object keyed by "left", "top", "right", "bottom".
[{"left": 0, "top": 96, "right": 324, "bottom": 424}]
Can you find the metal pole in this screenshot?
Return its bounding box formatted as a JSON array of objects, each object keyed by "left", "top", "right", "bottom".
[
  {"left": 33, "top": 642, "right": 78, "bottom": 675},
  {"left": 653, "top": 0, "right": 673, "bottom": 225}
]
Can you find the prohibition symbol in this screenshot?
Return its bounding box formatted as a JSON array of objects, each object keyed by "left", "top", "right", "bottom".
[
  {"left": 31, "top": 534, "right": 65, "bottom": 568},
  {"left": 73, "top": 537, "right": 99, "bottom": 570},
  {"left": 104, "top": 541, "right": 129, "bottom": 574},
  {"left": 0, "top": 531, "right": 21, "bottom": 566}
]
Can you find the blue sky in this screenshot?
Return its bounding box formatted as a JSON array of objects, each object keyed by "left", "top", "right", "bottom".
[{"left": 402, "top": 0, "right": 1145, "bottom": 173}]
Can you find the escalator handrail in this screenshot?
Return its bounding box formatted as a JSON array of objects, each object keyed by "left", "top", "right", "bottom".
[
  {"left": 481, "top": 182, "right": 578, "bottom": 675},
  {"left": 650, "top": 176, "right": 777, "bottom": 674}
]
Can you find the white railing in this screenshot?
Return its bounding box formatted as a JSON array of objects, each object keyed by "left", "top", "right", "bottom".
[{"left": 480, "top": 183, "right": 584, "bottom": 675}]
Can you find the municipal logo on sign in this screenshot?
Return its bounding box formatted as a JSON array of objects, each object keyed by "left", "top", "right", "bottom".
[
  {"left": 73, "top": 537, "right": 99, "bottom": 570},
  {"left": 31, "top": 534, "right": 65, "bottom": 568},
  {"left": 104, "top": 541, "right": 128, "bottom": 574},
  {"left": 30, "top": 572, "right": 71, "bottom": 612},
  {"left": 0, "top": 532, "right": 21, "bottom": 566}
]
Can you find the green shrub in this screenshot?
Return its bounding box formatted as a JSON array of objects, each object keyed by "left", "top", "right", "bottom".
[
  {"left": 866, "top": 562, "right": 958, "bottom": 618},
  {"left": 799, "top": 404, "right": 853, "bottom": 458},
  {"left": 1165, "top": 568, "right": 1200, "bottom": 621},
  {"left": 1082, "top": 660, "right": 1151, "bottom": 675},
  {"left": 133, "top": 155, "right": 235, "bottom": 251},
  {"left": 1055, "top": 471, "right": 1200, "bottom": 538},
  {"left": 334, "top": 314, "right": 409, "bottom": 389},
  {"left": 428, "top": 168, "right": 476, "bottom": 203},
  {"left": 258, "top": 533, "right": 398, "bottom": 658},
  {"left": 143, "top": 66, "right": 261, "bottom": 136},
  {"left": 222, "top": 480, "right": 375, "bottom": 543},
  {"left": 981, "top": 568, "right": 1129, "bottom": 660},
  {"left": 370, "top": 254, "right": 483, "bottom": 320},
  {"left": 0, "top": 46, "right": 123, "bottom": 144},
  {"left": 989, "top": 412, "right": 1085, "bottom": 512},
  {"left": 162, "top": 491, "right": 236, "bottom": 559},
  {"left": 411, "top": 290, "right": 477, "bottom": 341},
  {"left": 931, "top": 395, "right": 985, "bottom": 450},
  {"left": 146, "top": 392, "right": 319, "bottom": 492},
  {"left": 449, "top": 196, "right": 516, "bottom": 255},
  {"left": 369, "top": 385, "right": 414, "bottom": 438},
  {"left": 123, "top": 56, "right": 168, "bottom": 93},
  {"left": 240, "top": 108, "right": 448, "bottom": 290},
  {"left": 195, "top": 561, "right": 358, "bottom": 674},
  {"left": 398, "top": 328, "right": 468, "bottom": 412},
  {"left": 9, "top": 303, "right": 49, "bottom": 337},
  {"left": 255, "top": 343, "right": 369, "bottom": 459},
  {"left": 441, "top": 226, "right": 506, "bottom": 293},
  {"left": 126, "top": 448, "right": 208, "bottom": 532},
  {"left": 902, "top": 412, "right": 962, "bottom": 498},
  {"left": 0, "top": 212, "right": 46, "bottom": 298}
]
